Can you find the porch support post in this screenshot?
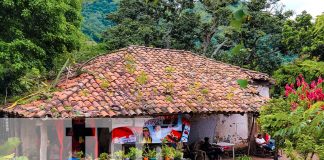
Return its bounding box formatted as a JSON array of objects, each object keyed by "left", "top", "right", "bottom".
[
  {"left": 247, "top": 113, "right": 255, "bottom": 155},
  {"left": 39, "top": 122, "right": 48, "bottom": 160}
]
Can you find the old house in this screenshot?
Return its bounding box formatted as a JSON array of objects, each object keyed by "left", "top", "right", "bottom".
[{"left": 0, "top": 46, "right": 272, "bottom": 159}]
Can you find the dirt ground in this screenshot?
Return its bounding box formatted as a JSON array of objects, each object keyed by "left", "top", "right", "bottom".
[{"left": 222, "top": 154, "right": 290, "bottom": 160}]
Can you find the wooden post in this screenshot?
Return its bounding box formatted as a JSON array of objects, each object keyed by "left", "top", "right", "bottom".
[
  {"left": 40, "top": 122, "right": 48, "bottom": 160},
  {"left": 247, "top": 114, "right": 255, "bottom": 155}
]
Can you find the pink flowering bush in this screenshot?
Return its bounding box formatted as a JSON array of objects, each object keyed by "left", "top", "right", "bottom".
[
  {"left": 284, "top": 74, "right": 324, "bottom": 110},
  {"left": 260, "top": 75, "right": 324, "bottom": 159}
]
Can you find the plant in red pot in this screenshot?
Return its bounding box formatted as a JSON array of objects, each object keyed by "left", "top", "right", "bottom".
[{"left": 162, "top": 145, "right": 175, "bottom": 160}]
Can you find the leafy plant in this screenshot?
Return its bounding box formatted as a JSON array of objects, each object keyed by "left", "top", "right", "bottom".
[
  {"left": 76, "top": 151, "right": 84, "bottom": 159},
  {"left": 165, "top": 95, "right": 173, "bottom": 102},
  {"left": 259, "top": 75, "right": 324, "bottom": 159},
  {"left": 136, "top": 71, "right": 148, "bottom": 85},
  {"left": 100, "top": 80, "right": 110, "bottom": 89},
  {"left": 99, "top": 152, "right": 110, "bottom": 160},
  {"left": 236, "top": 155, "right": 252, "bottom": 160},
  {"left": 201, "top": 88, "right": 209, "bottom": 95},
  {"left": 174, "top": 149, "right": 183, "bottom": 160},
  {"left": 272, "top": 59, "right": 324, "bottom": 97},
  {"left": 112, "top": 150, "right": 126, "bottom": 160},
  {"left": 237, "top": 79, "right": 248, "bottom": 89},
  {"left": 124, "top": 53, "right": 136, "bottom": 74},
  {"left": 0, "top": 137, "right": 20, "bottom": 156},
  {"left": 162, "top": 145, "right": 175, "bottom": 159},
  {"left": 127, "top": 147, "right": 142, "bottom": 160},
  {"left": 146, "top": 149, "right": 157, "bottom": 159},
  {"left": 0, "top": 138, "right": 28, "bottom": 160},
  {"left": 0, "top": 0, "right": 82, "bottom": 97}
]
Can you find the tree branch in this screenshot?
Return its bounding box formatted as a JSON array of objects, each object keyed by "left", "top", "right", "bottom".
[{"left": 211, "top": 38, "right": 229, "bottom": 58}]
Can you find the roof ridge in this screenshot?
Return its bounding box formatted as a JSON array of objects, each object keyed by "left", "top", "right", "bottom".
[
  {"left": 127, "top": 45, "right": 270, "bottom": 78},
  {"left": 76, "top": 45, "right": 271, "bottom": 82}
]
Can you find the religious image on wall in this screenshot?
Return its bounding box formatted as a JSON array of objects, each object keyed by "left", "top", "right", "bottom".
[
  {"left": 142, "top": 114, "right": 191, "bottom": 143},
  {"left": 112, "top": 127, "right": 137, "bottom": 144},
  {"left": 112, "top": 114, "right": 191, "bottom": 144}
]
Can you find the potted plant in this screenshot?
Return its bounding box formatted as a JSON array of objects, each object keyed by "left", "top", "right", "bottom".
[
  {"left": 143, "top": 154, "right": 149, "bottom": 160},
  {"left": 174, "top": 149, "right": 183, "bottom": 160},
  {"left": 99, "top": 152, "right": 110, "bottom": 160},
  {"left": 124, "top": 154, "right": 130, "bottom": 160},
  {"left": 127, "top": 147, "right": 142, "bottom": 160},
  {"left": 76, "top": 151, "right": 84, "bottom": 159},
  {"left": 142, "top": 146, "right": 149, "bottom": 160},
  {"left": 147, "top": 149, "right": 157, "bottom": 160},
  {"left": 112, "top": 150, "right": 125, "bottom": 160},
  {"left": 162, "top": 145, "right": 175, "bottom": 160}
]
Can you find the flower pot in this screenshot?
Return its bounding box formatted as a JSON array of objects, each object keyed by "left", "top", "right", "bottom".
[
  {"left": 164, "top": 157, "right": 171, "bottom": 160},
  {"left": 143, "top": 157, "right": 149, "bottom": 160},
  {"left": 149, "top": 158, "right": 157, "bottom": 160},
  {"left": 124, "top": 158, "right": 130, "bottom": 160}
]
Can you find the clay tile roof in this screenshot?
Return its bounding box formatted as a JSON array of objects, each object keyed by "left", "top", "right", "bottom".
[{"left": 1, "top": 46, "right": 271, "bottom": 118}]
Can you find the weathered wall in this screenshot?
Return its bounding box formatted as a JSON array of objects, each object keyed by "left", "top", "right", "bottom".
[
  {"left": 215, "top": 114, "right": 249, "bottom": 145},
  {"left": 20, "top": 120, "right": 40, "bottom": 158},
  {"left": 257, "top": 85, "right": 270, "bottom": 98},
  {"left": 188, "top": 114, "right": 251, "bottom": 145},
  {"left": 188, "top": 114, "right": 217, "bottom": 143}
]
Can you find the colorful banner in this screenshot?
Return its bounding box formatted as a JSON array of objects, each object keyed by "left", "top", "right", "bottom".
[
  {"left": 143, "top": 115, "right": 190, "bottom": 144},
  {"left": 112, "top": 115, "right": 191, "bottom": 144}
]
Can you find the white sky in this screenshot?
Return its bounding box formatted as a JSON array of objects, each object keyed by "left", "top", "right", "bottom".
[{"left": 280, "top": 0, "right": 324, "bottom": 18}]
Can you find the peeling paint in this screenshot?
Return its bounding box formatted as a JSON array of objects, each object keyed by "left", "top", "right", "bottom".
[{"left": 215, "top": 114, "right": 249, "bottom": 145}]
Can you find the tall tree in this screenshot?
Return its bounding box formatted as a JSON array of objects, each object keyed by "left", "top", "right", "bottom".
[
  {"left": 0, "top": 0, "right": 82, "bottom": 97},
  {"left": 282, "top": 12, "right": 324, "bottom": 60},
  {"left": 200, "top": 0, "right": 292, "bottom": 74},
  {"left": 194, "top": 0, "right": 234, "bottom": 54},
  {"left": 103, "top": 0, "right": 200, "bottom": 51},
  {"left": 305, "top": 13, "right": 324, "bottom": 60},
  {"left": 281, "top": 11, "right": 313, "bottom": 55}
]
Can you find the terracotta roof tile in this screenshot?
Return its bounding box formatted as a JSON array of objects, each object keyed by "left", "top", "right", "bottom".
[{"left": 1, "top": 46, "right": 271, "bottom": 118}]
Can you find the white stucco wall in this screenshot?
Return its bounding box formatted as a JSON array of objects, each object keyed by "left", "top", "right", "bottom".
[
  {"left": 257, "top": 85, "right": 270, "bottom": 98},
  {"left": 214, "top": 114, "right": 249, "bottom": 144},
  {"left": 188, "top": 114, "right": 217, "bottom": 143},
  {"left": 20, "top": 120, "right": 40, "bottom": 158}
]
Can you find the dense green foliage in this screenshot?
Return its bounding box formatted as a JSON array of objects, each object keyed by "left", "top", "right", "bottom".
[
  {"left": 282, "top": 12, "right": 324, "bottom": 59},
  {"left": 102, "top": 0, "right": 295, "bottom": 74},
  {"left": 0, "top": 0, "right": 82, "bottom": 97},
  {"left": 81, "top": 0, "right": 116, "bottom": 42},
  {"left": 0, "top": 137, "right": 28, "bottom": 159},
  {"left": 215, "top": 0, "right": 292, "bottom": 74},
  {"left": 103, "top": 0, "right": 200, "bottom": 51},
  {"left": 73, "top": 37, "right": 106, "bottom": 63},
  {"left": 260, "top": 76, "right": 324, "bottom": 159}
]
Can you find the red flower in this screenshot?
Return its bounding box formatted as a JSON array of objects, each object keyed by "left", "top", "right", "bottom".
[
  {"left": 318, "top": 77, "right": 323, "bottom": 84},
  {"left": 285, "top": 84, "right": 294, "bottom": 96},
  {"left": 296, "top": 78, "right": 301, "bottom": 87},
  {"left": 287, "top": 75, "right": 324, "bottom": 111},
  {"left": 310, "top": 81, "right": 316, "bottom": 89}
]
